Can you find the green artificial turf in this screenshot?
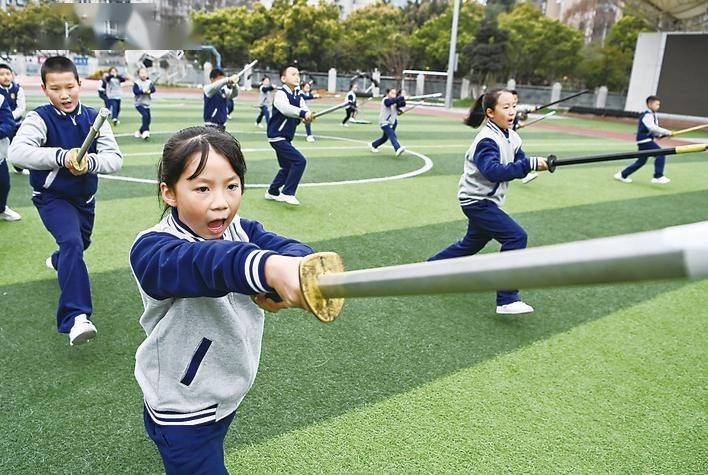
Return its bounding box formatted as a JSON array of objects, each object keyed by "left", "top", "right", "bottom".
[{"left": 0, "top": 94, "right": 706, "bottom": 473}]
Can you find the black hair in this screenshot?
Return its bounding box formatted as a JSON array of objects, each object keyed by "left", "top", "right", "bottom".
[
  {"left": 646, "top": 95, "right": 660, "bottom": 104},
  {"left": 464, "top": 88, "right": 508, "bottom": 128},
  {"left": 261, "top": 75, "right": 270, "bottom": 81},
  {"left": 209, "top": 68, "right": 225, "bottom": 80},
  {"left": 280, "top": 64, "right": 298, "bottom": 77},
  {"left": 40, "top": 56, "right": 79, "bottom": 84},
  {"left": 509, "top": 89, "right": 518, "bottom": 96},
  {"left": 0, "top": 63, "right": 12, "bottom": 73},
  {"left": 158, "top": 126, "right": 247, "bottom": 215}
]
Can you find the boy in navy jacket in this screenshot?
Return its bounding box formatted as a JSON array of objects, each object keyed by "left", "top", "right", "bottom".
[{"left": 9, "top": 56, "right": 123, "bottom": 346}]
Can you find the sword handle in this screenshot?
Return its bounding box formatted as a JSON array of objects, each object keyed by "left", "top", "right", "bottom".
[
  {"left": 299, "top": 252, "right": 346, "bottom": 323},
  {"left": 547, "top": 154, "right": 557, "bottom": 173}
]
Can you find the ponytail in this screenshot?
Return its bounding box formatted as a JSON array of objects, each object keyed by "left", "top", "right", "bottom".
[
  {"left": 464, "top": 94, "right": 486, "bottom": 128},
  {"left": 464, "top": 88, "right": 508, "bottom": 128}
]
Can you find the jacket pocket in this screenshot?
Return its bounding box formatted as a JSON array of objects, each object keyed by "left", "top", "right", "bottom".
[{"left": 180, "top": 338, "right": 212, "bottom": 387}]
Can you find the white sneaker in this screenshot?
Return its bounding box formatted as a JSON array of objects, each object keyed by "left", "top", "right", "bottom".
[
  {"left": 341, "top": 123, "right": 349, "bottom": 127},
  {"left": 306, "top": 135, "right": 315, "bottom": 143},
  {"left": 279, "top": 194, "right": 300, "bottom": 206},
  {"left": 0, "top": 206, "right": 21, "bottom": 221},
  {"left": 369, "top": 143, "right": 379, "bottom": 153},
  {"left": 395, "top": 146, "right": 406, "bottom": 157},
  {"left": 141, "top": 130, "right": 150, "bottom": 140},
  {"left": 651, "top": 176, "right": 671, "bottom": 184},
  {"left": 496, "top": 301, "right": 534, "bottom": 315},
  {"left": 21, "top": 168, "right": 30, "bottom": 176},
  {"left": 256, "top": 122, "right": 264, "bottom": 128},
  {"left": 69, "top": 314, "right": 97, "bottom": 346},
  {"left": 264, "top": 191, "right": 282, "bottom": 202},
  {"left": 227, "top": 114, "right": 232, "bottom": 120},
  {"left": 112, "top": 119, "right": 120, "bottom": 126},
  {"left": 613, "top": 171, "right": 632, "bottom": 183},
  {"left": 46, "top": 255, "right": 56, "bottom": 270},
  {"left": 133, "top": 130, "right": 141, "bottom": 138},
  {"left": 522, "top": 172, "right": 538, "bottom": 184}
]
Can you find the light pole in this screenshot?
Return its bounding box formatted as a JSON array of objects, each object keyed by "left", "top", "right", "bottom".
[
  {"left": 444, "top": 0, "right": 461, "bottom": 109},
  {"left": 65, "top": 21, "right": 80, "bottom": 39}
]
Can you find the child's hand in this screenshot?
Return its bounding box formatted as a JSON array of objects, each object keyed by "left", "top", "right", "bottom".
[
  {"left": 64, "top": 148, "right": 88, "bottom": 176},
  {"left": 252, "top": 294, "right": 289, "bottom": 313},
  {"left": 536, "top": 157, "right": 549, "bottom": 171},
  {"left": 303, "top": 111, "right": 314, "bottom": 123},
  {"left": 262, "top": 255, "right": 305, "bottom": 311}
]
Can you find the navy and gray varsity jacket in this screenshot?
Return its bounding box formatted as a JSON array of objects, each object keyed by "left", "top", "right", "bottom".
[
  {"left": 636, "top": 109, "right": 670, "bottom": 144},
  {"left": 133, "top": 79, "right": 156, "bottom": 108},
  {"left": 105, "top": 74, "right": 127, "bottom": 100},
  {"left": 0, "top": 95, "right": 17, "bottom": 162},
  {"left": 203, "top": 78, "right": 238, "bottom": 127},
  {"left": 0, "top": 94, "right": 16, "bottom": 141},
  {"left": 8, "top": 103, "right": 122, "bottom": 200},
  {"left": 458, "top": 121, "right": 538, "bottom": 207},
  {"left": 0, "top": 81, "right": 25, "bottom": 122},
  {"left": 267, "top": 85, "right": 309, "bottom": 143},
  {"left": 346, "top": 90, "right": 357, "bottom": 110},
  {"left": 258, "top": 84, "right": 275, "bottom": 107},
  {"left": 130, "top": 209, "right": 313, "bottom": 424}
]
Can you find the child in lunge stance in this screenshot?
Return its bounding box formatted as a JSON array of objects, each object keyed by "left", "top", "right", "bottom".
[
  {"left": 428, "top": 89, "right": 547, "bottom": 315},
  {"left": 8, "top": 56, "right": 123, "bottom": 344},
  {"left": 130, "top": 126, "right": 313, "bottom": 474},
  {"left": 370, "top": 88, "right": 406, "bottom": 157}
]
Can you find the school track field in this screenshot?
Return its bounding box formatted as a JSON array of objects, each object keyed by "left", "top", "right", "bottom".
[{"left": 1, "top": 94, "right": 706, "bottom": 473}]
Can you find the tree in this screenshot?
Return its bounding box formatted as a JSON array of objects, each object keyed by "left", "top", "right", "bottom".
[
  {"left": 401, "top": 0, "right": 447, "bottom": 33},
  {"left": 409, "top": 0, "right": 483, "bottom": 72},
  {"left": 576, "top": 15, "right": 651, "bottom": 91},
  {"left": 0, "top": 4, "right": 79, "bottom": 55},
  {"left": 462, "top": 17, "right": 509, "bottom": 84},
  {"left": 498, "top": 3, "right": 583, "bottom": 83},
  {"left": 192, "top": 5, "right": 267, "bottom": 67},
  {"left": 337, "top": 2, "right": 411, "bottom": 74}
]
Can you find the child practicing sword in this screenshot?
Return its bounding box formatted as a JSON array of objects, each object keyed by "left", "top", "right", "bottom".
[
  {"left": 203, "top": 68, "right": 239, "bottom": 132},
  {"left": 369, "top": 88, "right": 406, "bottom": 157},
  {"left": 255, "top": 75, "right": 274, "bottom": 128},
  {"left": 8, "top": 56, "right": 123, "bottom": 345},
  {"left": 133, "top": 67, "right": 156, "bottom": 140},
  {"left": 0, "top": 63, "right": 27, "bottom": 174},
  {"left": 428, "top": 88, "right": 547, "bottom": 315},
  {"left": 299, "top": 81, "right": 319, "bottom": 142},
  {"left": 0, "top": 81, "right": 20, "bottom": 221},
  {"left": 264, "top": 64, "right": 314, "bottom": 206},
  {"left": 341, "top": 82, "right": 358, "bottom": 127},
  {"left": 130, "top": 126, "right": 313, "bottom": 474},
  {"left": 104, "top": 66, "right": 128, "bottom": 125},
  {"left": 614, "top": 95, "right": 674, "bottom": 185}
]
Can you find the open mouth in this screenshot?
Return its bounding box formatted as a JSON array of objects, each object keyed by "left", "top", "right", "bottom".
[{"left": 207, "top": 218, "right": 226, "bottom": 234}]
